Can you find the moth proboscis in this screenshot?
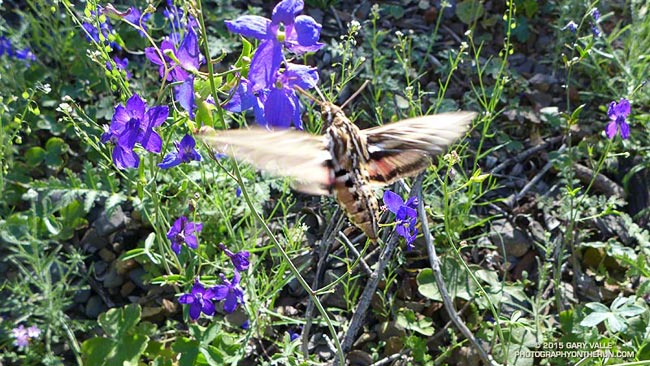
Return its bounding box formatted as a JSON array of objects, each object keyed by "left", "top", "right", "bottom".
[{"left": 198, "top": 99, "right": 476, "bottom": 241}]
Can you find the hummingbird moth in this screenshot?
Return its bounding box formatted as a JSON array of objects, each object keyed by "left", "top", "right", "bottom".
[{"left": 198, "top": 97, "right": 475, "bottom": 241}]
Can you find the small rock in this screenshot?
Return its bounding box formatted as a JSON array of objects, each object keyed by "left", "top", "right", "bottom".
[
  {"left": 112, "top": 241, "right": 125, "bottom": 253},
  {"left": 141, "top": 305, "right": 163, "bottom": 320},
  {"left": 103, "top": 267, "right": 124, "bottom": 288},
  {"left": 384, "top": 337, "right": 404, "bottom": 357},
  {"left": 225, "top": 308, "right": 248, "bottom": 327},
  {"left": 375, "top": 321, "right": 406, "bottom": 341},
  {"left": 120, "top": 281, "right": 136, "bottom": 297},
  {"left": 81, "top": 228, "right": 109, "bottom": 252},
  {"left": 128, "top": 267, "right": 148, "bottom": 289},
  {"left": 453, "top": 346, "right": 481, "bottom": 366},
  {"left": 93, "top": 205, "right": 128, "bottom": 236},
  {"left": 488, "top": 219, "right": 532, "bottom": 258},
  {"left": 161, "top": 298, "right": 178, "bottom": 315},
  {"left": 528, "top": 73, "right": 555, "bottom": 92},
  {"left": 93, "top": 261, "right": 108, "bottom": 276},
  {"left": 98, "top": 248, "right": 116, "bottom": 262},
  {"left": 74, "top": 289, "right": 91, "bottom": 304},
  {"left": 116, "top": 259, "right": 138, "bottom": 275},
  {"left": 347, "top": 350, "right": 373, "bottom": 366},
  {"left": 85, "top": 295, "right": 107, "bottom": 318}
]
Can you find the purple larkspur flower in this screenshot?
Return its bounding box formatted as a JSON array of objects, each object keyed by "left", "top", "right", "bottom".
[
  {"left": 0, "top": 36, "right": 13, "bottom": 56},
  {"left": 123, "top": 6, "right": 151, "bottom": 37},
  {"left": 163, "top": 2, "right": 198, "bottom": 45},
  {"left": 235, "top": 186, "right": 242, "bottom": 198},
  {"left": 179, "top": 279, "right": 219, "bottom": 320},
  {"left": 101, "top": 93, "right": 168, "bottom": 169},
  {"left": 166, "top": 215, "right": 203, "bottom": 254},
  {"left": 145, "top": 25, "right": 201, "bottom": 118},
  {"left": 144, "top": 25, "right": 200, "bottom": 82},
  {"left": 563, "top": 21, "right": 578, "bottom": 33},
  {"left": 158, "top": 134, "right": 202, "bottom": 169},
  {"left": 288, "top": 327, "right": 301, "bottom": 341},
  {"left": 605, "top": 98, "right": 631, "bottom": 140},
  {"left": 225, "top": 0, "right": 323, "bottom": 89},
  {"left": 225, "top": 0, "right": 324, "bottom": 55},
  {"left": 212, "top": 270, "right": 245, "bottom": 314},
  {"left": 383, "top": 190, "right": 419, "bottom": 251},
  {"left": 218, "top": 243, "right": 250, "bottom": 272},
  {"left": 14, "top": 47, "right": 36, "bottom": 66},
  {"left": 225, "top": 63, "right": 318, "bottom": 129},
  {"left": 591, "top": 23, "right": 602, "bottom": 37},
  {"left": 592, "top": 8, "right": 600, "bottom": 21}
]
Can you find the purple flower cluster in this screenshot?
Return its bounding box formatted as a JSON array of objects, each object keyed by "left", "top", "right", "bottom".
[
  {"left": 101, "top": 94, "right": 168, "bottom": 169},
  {"left": 605, "top": 98, "right": 631, "bottom": 140},
  {"left": 166, "top": 217, "right": 250, "bottom": 320},
  {"left": 179, "top": 272, "right": 245, "bottom": 320},
  {"left": 145, "top": 23, "right": 202, "bottom": 118},
  {"left": 590, "top": 7, "right": 602, "bottom": 37},
  {"left": 0, "top": 35, "right": 36, "bottom": 67},
  {"left": 563, "top": 7, "right": 602, "bottom": 37},
  {"left": 383, "top": 190, "right": 419, "bottom": 251},
  {"left": 224, "top": 0, "right": 323, "bottom": 129},
  {"left": 11, "top": 324, "right": 40, "bottom": 348}
]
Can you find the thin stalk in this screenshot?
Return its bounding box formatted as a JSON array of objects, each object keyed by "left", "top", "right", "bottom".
[{"left": 230, "top": 159, "right": 344, "bottom": 364}]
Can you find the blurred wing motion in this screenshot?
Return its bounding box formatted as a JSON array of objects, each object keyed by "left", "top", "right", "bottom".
[
  {"left": 197, "top": 126, "right": 333, "bottom": 195},
  {"left": 362, "top": 112, "right": 476, "bottom": 184},
  {"left": 197, "top": 109, "right": 476, "bottom": 240}
]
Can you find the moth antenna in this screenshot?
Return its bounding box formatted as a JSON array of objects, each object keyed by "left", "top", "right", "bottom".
[
  {"left": 294, "top": 85, "right": 328, "bottom": 108},
  {"left": 313, "top": 84, "right": 328, "bottom": 103},
  {"left": 340, "top": 80, "right": 371, "bottom": 109}
]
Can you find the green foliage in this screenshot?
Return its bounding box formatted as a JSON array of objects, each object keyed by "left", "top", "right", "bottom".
[
  {"left": 82, "top": 305, "right": 160, "bottom": 366},
  {"left": 2, "top": 0, "right": 650, "bottom": 364},
  {"left": 580, "top": 297, "right": 646, "bottom": 333}
]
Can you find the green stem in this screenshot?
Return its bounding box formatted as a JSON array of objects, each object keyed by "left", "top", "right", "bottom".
[{"left": 230, "top": 159, "right": 345, "bottom": 364}]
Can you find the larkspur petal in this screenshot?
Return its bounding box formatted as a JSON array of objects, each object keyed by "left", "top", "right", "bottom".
[{"left": 225, "top": 15, "right": 272, "bottom": 39}]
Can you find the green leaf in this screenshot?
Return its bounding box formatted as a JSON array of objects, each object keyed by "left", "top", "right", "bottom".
[
  {"left": 417, "top": 257, "right": 475, "bottom": 301},
  {"left": 57, "top": 201, "right": 88, "bottom": 240},
  {"left": 81, "top": 337, "right": 117, "bottom": 366},
  {"left": 199, "top": 345, "right": 226, "bottom": 365},
  {"left": 580, "top": 311, "right": 610, "bottom": 327},
  {"left": 456, "top": 0, "right": 484, "bottom": 25},
  {"left": 607, "top": 314, "right": 626, "bottom": 333},
  {"left": 114, "top": 333, "right": 149, "bottom": 366},
  {"left": 199, "top": 322, "right": 222, "bottom": 345},
  {"left": 173, "top": 338, "right": 200, "bottom": 366},
  {"left": 25, "top": 146, "right": 46, "bottom": 166},
  {"left": 44, "top": 137, "right": 67, "bottom": 168},
  {"left": 99, "top": 304, "right": 142, "bottom": 337},
  {"left": 584, "top": 302, "right": 609, "bottom": 312},
  {"left": 616, "top": 304, "right": 646, "bottom": 318},
  {"left": 396, "top": 308, "right": 435, "bottom": 336}
]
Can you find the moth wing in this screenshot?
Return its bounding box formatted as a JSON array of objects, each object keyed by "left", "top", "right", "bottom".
[
  {"left": 197, "top": 126, "right": 334, "bottom": 195},
  {"left": 361, "top": 112, "right": 476, "bottom": 184}
]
